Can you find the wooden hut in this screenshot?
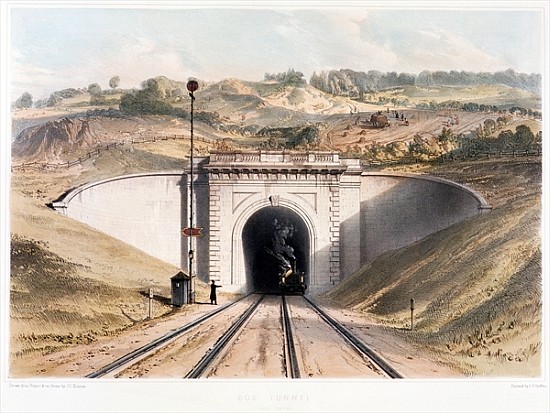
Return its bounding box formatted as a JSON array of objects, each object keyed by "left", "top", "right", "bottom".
[{"left": 171, "top": 271, "right": 190, "bottom": 306}]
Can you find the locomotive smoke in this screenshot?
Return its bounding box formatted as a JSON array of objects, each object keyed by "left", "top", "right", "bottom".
[{"left": 265, "top": 218, "right": 296, "bottom": 275}]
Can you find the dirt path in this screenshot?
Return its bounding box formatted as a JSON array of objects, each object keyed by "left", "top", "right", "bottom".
[{"left": 10, "top": 295, "right": 245, "bottom": 378}]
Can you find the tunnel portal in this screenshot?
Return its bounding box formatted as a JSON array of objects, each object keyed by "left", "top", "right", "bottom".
[
  {"left": 242, "top": 206, "right": 310, "bottom": 293},
  {"left": 52, "top": 152, "right": 490, "bottom": 295}
]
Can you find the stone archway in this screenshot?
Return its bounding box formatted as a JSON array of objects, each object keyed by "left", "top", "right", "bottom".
[
  {"left": 242, "top": 206, "right": 310, "bottom": 293},
  {"left": 229, "top": 197, "right": 317, "bottom": 293}
]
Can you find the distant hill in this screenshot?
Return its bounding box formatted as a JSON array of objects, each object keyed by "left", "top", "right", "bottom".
[{"left": 11, "top": 74, "right": 542, "bottom": 163}]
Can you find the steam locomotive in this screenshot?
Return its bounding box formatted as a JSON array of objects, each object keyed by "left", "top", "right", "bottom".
[{"left": 279, "top": 260, "right": 307, "bottom": 295}]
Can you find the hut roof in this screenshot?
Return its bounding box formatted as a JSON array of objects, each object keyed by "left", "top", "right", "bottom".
[{"left": 171, "top": 271, "right": 190, "bottom": 280}]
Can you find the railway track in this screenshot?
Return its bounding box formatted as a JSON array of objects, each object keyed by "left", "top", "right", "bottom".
[
  {"left": 282, "top": 295, "right": 300, "bottom": 378},
  {"left": 185, "top": 294, "right": 267, "bottom": 378},
  {"left": 186, "top": 294, "right": 299, "bottom": 379},
  {"left": 86, "top": 293, "right": 402, "bottom": 379},
  {"left": 303, "top": 296, "right": 403, "bottom": 379},
  {"left": 85, "top": 298, "right": 245, "bottom": 378}
]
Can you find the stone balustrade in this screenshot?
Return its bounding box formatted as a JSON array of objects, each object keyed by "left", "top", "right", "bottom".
[{"left": 208, "top": 150, "right": 340, "bottom": 165}]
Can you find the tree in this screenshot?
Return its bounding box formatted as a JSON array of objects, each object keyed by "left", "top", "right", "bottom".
[
  {"left": 496, "top": 115, "right": 511, "bottom": 128},
  {"left": 119, "top": 81, "right": 174, "bottom": 116},
  {"left": 483, "top": 118, "right": 497, "bottom": 135},
  {"left": 264, "top": 69, "right": 306, "bottom": 87},
  {"left": 512, "top": 125, "right": 535, "bottom": 151},
  {"left": 438, "top": 127, "right": 455, "bottom": 143},
  {"left": 14, "top": 92, "right": 33, "bottom": 109},
  {"left": 109, "top": 76, "right": 120, "bottom": 90},
  {"left": 140, "top": 78, "right": 163, "bottom": 98},
  {"left": 46, "top": 93, "right": 62, "bottom": 107},
  {"left": 88, "top": 83, "right": 102, "bottom": 96},
  {"left": 495, "top": 130, "right": 514, "bottom": 151}
]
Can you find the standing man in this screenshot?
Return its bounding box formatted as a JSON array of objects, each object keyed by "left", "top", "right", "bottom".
[{"left": 210, "top": 280, "right": 222, "bottom": 305}]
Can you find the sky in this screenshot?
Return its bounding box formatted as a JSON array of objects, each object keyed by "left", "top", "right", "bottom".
[{"left": 3, "top": 1, "right": 547, "bottom": 100}]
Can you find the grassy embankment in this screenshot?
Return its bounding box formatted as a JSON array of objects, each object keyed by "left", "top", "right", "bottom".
[{"left": 322, "top": 157, "right": 542, "bottom": 376}]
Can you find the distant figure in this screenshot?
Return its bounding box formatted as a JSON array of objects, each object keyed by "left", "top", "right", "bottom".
[{"left": 210, "top": 280, "right": 222, "bottom": 305}]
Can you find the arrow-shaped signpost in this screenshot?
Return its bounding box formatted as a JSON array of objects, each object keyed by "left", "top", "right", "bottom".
[{"left": 182, "top": 227, "right": 203, "bottom": 237}]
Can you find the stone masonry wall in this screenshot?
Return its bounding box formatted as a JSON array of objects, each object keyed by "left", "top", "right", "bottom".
[{"left": 52, "top": 163, "right": 489, "bottom": 295}]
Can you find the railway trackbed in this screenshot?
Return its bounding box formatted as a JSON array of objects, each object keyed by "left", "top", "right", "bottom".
[
  {"left": 303, "top": 296, "right": 403, "bottom": 379},
  {"left": 84, "top": 299, "right": 240, "bottom": 378},
  {"left": 85, "top": 294, "right": 402, "bottom": 379}
]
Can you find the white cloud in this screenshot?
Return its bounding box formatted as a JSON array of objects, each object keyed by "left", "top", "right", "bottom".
[
  {"left": 96, "top": 36, "right": 193, "bottom": 88},
  {"left": 9, "top": 48, "right": 60, "bottom": 100},
  {"left": 6, "top": 6, "right": 543, "bottom": 101},
  {"left": 402, "top": 29, "right": 509, "bottom": 73},
  {"left": 268, "top": 9, "right": 397, "bottom": 76},
  {"left": 9, "top": 34, "right": 196, "bottom": 101}
]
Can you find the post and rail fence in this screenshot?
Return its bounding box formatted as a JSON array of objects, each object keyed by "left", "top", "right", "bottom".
[{"left": 11, "top": 134, "right": 218, "bottom": 172}]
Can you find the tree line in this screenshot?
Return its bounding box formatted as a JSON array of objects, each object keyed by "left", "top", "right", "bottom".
[
  {"left": 12, "top": 76, "right": 122, "bottom": 109},
  {"left": 263, "top": 69, "right": 307, "bottom": 86},
  {"left": 344, "top": 122, "right": 541, "bottom": 164},
  {"left": 309, "top": 68, "right": 541, "bottom": 96}
]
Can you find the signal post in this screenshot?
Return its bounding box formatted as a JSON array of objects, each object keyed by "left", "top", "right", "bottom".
[{"left": 186, "top": 79, "right": 199, "bottom": 304}]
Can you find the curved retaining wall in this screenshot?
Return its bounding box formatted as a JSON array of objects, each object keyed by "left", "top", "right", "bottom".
[
  {"left": 360, "top": 172, "right": 491, "bottom": 265},
  {"left": 53, "top": 172, "right": 188, "bottom": 268},
  {"left": 52, "top": 170, "right": 490, "bottom": 284}
]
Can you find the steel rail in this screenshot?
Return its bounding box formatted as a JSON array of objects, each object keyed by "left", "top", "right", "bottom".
[
  {"left": 86, "top": 298, "right": 245, "bottom": 378},
  {"left": 303, "top": 296, "right": 403, "bottom": 379},
  {"left": 184, "top": 294, "right": 267, "bottom": 378},
  {"left": 281, "top": 295, "right": 301, "bottom": 378}
]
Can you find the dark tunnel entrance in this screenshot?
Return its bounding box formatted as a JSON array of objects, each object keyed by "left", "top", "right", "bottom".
[{"left": 242, "top": 206, "right": 309, "bottom": 293}]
